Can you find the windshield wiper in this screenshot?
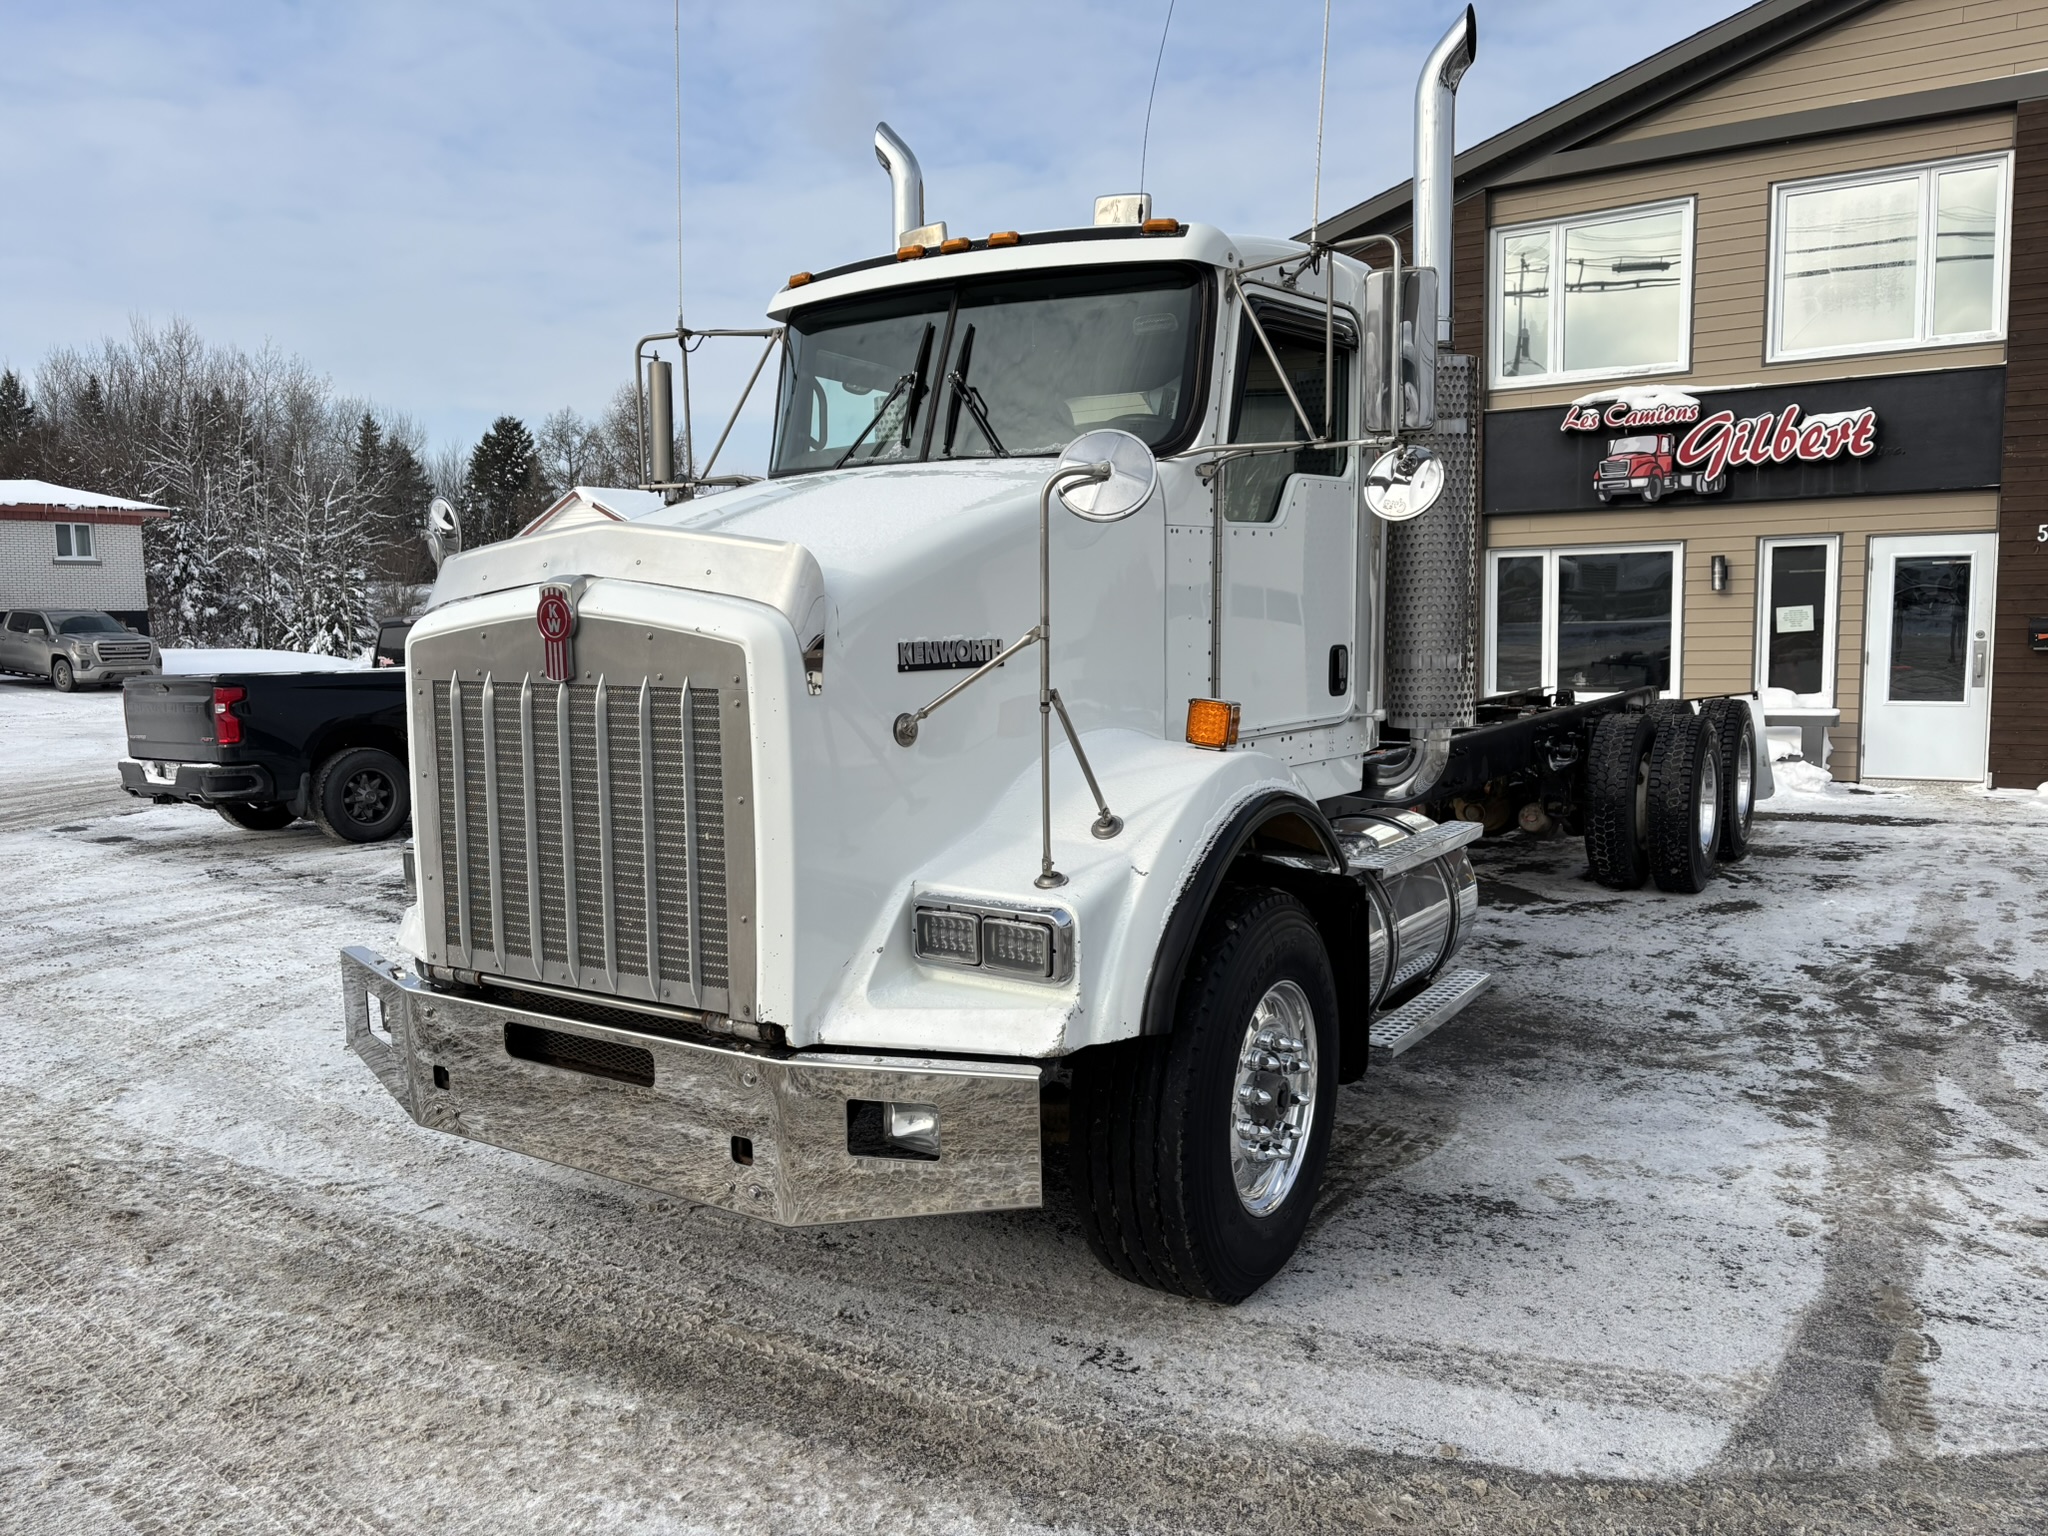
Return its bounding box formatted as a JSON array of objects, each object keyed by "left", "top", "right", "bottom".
[
  {"left": 941, "top": 325, "right": 1006, "bottom": 458},
  {"left": 834, "top": 322, "right": 935, "bottom": 469}
]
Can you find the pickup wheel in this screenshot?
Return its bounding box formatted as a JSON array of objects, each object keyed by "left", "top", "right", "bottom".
[
  {"left": 1583, "top": 711, "right": 1656, "bottom": 889},
  {"left": 51, "top": 657, "right": 75, "bottom": 692},
  {"left": 1068, "top": 886, "right": 1338, "bottom": 1304},
  {"left": 215, "top": 801, "right": 296, "bottom": 831},
  {"left": 1698, "top": 699, "right": 1757, "bottom": 861},
  {"left": 1647, "top": 713, "right": 1721, "bottom": 894},
  {"left": 311, "top": 747, "right": 409, "bottom": 843}
]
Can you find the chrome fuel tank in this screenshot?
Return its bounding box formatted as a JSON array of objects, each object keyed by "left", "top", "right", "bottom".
[{"left": 1336, "top": 809, "right": 1480, "bottom": 1012}]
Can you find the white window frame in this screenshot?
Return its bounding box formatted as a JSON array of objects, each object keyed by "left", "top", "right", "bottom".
[
  {"left": 1767, "top": 152, "right": 2012, "bottom": 363},
  {"left": 1485, "top": 541, "right": 1686, "bottom": 700},
  {"left": 54, "top": 522, "right": 99, "bottom": 563},
  {"left": 1753, "top": 534, "right": 1841, "bottom": 705},
  {"left": 1488, "top": 197, "right": 1696, "bottom": 391}
]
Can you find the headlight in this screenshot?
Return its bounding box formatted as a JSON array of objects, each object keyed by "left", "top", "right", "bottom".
[{"left": 910, "top": 898, "right": 1072, "bottom": 983}]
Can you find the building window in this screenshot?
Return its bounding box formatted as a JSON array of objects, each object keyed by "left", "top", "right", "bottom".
[
  {"left": 1768, "top": 153, "right": 2010, "bottom": 361},
  {"left": 54, "top": 523, "right": 98, "bottom": 562},
  {"left": 1755, "top": 536, "right": 1840, "bottom": 704},
  {"left": 1490, "top": 199, "right": 1693, "bottom": 389},
  {"left": 1486, "top": 544, "right": 1683, "bottom": 698}
]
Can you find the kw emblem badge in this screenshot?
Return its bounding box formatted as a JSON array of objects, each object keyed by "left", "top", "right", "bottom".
[{"left": 537, "top": 585, "right": 578, "bottom": 682}]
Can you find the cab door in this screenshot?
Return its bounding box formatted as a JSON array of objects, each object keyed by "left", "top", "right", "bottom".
[{"left": 1218, "top": 303, "right": 1356, "bottom": 735}]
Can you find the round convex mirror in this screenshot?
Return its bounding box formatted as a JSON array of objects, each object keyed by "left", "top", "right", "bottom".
[
  {"left": 1364, "top": 446, "right": 1445, "bottom": 522},
  {"left": 1057, "top": 429, "right": 1158, "bottom": 522},
  {"left": 425, "top": 497, "right": 463, "bottom": 568}
]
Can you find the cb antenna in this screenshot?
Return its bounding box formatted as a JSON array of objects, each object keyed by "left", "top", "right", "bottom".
[
  {"left": 1310, "top": 0, "right": 1332, "bottom": 246},
  {"left": 674, "top": 0, "right": 686, "bottom": 335},
  {"left": 1138, "top": 0, "right": 1176, "bottom": 191}
]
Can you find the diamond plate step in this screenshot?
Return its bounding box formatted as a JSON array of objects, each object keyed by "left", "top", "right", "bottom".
[
  {"left": 1368, "top": 966, "right": 1492, "bottom": 1058},
  {"left": 1343, "top": 818, "right": 1484, "bottom": 878}
]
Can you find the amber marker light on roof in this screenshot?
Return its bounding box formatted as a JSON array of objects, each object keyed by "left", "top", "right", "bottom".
[
  {"left": 786, "top": 272, "right": 814, "bottom": 288},
  {"left": 986, "top": 231, "right": 1021, "bottom": 247},
  {"left": 896, "top": 244, "right": 927, "bottom": 261},
  {"left": 1141, "top": 217, "right": 1181, "bottom": 235},
  {"left": 939, "top": 237, "right": 972, "bottom": 254},
  {"left": 1185, "top": 698, "right": 1241, "bottom": 750}
]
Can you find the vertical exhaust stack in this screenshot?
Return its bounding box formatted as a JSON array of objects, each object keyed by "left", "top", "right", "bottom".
[
  {"left": 875, "top": 122, "right": 945, "bottom": 249},
  {"left": 1413, "top": 6, "right": 1477, "bottom": 345},
  {"left": 1381, "top": 6, "right": 1479, "bottom": 783}
]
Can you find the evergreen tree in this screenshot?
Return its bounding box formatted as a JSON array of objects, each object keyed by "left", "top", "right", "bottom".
[
  {"left": 462, "top": 415, "right": 546, "bottom": 546},
  {"left": 0, "top": 369, "right": 39, "bottom": 478}
]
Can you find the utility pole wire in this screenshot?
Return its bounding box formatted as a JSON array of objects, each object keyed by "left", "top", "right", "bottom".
[{"left": 1138, "top": 0, "right": 1176, "bottom": 193}]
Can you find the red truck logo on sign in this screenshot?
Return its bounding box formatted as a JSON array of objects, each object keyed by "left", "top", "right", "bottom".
[{"left": 1562, "top": 392, "right": 1877, "bottom": 504}]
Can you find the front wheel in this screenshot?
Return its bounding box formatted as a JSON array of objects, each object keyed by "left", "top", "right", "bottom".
[
  {"left": 311, "top": 747, "right": 409, "bottom": 843},
  {"left": 1068, "top": 887, "right": 1338, "bottom": 1304},
  {"left": 51, "top": 657, "right": 75, "bottom": 692}
]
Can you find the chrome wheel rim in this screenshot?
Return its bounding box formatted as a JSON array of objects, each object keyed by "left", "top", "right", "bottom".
[
  {"left": 1734, "top": 732, "right": 1755, "bottom": 821},
  {"left": 1698, "top": 748, "right": 1720, "bottom": 854},
  {"left": 1230, "top": 980, "right": 1319, "bottom": 1216}
]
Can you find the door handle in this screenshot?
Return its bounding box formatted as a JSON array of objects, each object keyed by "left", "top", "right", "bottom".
[{"left": 1972, "top": 633, "right": 1987, "bottom": 688}]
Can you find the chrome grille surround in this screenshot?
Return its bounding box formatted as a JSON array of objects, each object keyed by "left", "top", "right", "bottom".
[
  {"left": 411, "top": 614, "right": 756, "bottom": 1023},
  {"left": 94, "top": 638, "right": 153, "bottom": 663}
]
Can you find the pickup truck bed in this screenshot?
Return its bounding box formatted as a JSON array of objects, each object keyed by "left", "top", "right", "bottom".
[{"left": 119, "top": 670, "right": 410, "bottom": 842}]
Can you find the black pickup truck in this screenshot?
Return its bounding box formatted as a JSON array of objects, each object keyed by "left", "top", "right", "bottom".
[{"left": 118, "top": 670, "right": 410, "bottom": 842}]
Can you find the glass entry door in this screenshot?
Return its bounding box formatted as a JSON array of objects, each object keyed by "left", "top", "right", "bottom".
[{"left": 1860, "top": 533, "right": 1996, "bottom": 780}]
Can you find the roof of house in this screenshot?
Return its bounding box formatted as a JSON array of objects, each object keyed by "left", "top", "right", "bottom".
[
  {"left": 514, "top": 485, "right": 668, "bottom": 539},
  {"left": 1310, "top": 0, "right": 2048, "bottom": 244},
  {"left": 0, "top": 479, "right": 171, "bottom": 517}
]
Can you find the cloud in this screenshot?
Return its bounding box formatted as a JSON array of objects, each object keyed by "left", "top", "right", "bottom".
[{"left": 0, "top": 0, "right": 1755, "bottom": 470}]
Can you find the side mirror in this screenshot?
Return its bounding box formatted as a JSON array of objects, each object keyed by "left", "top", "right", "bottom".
[
  {"left": 1365, "top": 444, "right": 1445, "bottom": 521},
  {"left": 425, "top": 497, "right": 462, "bottom": 570},
  {"left": 1055, "top": 429, "right": 1158, "bottom": 522},
  {"left": 27, "top": 626, "right": 47, "bottom": 638},
  {"left": 1363, "top": 267, "right": 1438, "bottom": 434}
]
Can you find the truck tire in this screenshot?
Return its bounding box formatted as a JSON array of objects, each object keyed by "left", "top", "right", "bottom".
[
  {"left": 1068, "top": 886, "right": 1338, "bottom": 1304},
  {"left": 1583, "top": 711, "right": 1656, "bottom": 889},
  {"left": 51, "top": 657, "right": 75, "bottom": 692},
  {"left": 311, "top": 747, "right": 409, "bottom": 843},
  {"left": 215, "top": 801, "right": 296, "bottom": 831},
  {"left": 1647, "top": 714, "right": 1721, "bottom": 894},
  {"left": 1698, "top": 699, "right": 1756, "bottom": 861}
]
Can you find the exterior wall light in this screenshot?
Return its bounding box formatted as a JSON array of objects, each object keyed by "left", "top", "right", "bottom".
[{"left": 1710, "top": 554, "right": 1729, "bottom": 593}]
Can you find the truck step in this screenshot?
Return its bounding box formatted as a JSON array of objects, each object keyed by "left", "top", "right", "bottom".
[
  {"left": 1368, "top": 966, "right": 1492, "bottom": 1058},
  {"left": 1344, "top": 818, "right": 1484, "bottom": 878}
]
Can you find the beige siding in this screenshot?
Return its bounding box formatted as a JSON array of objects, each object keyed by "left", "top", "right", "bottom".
[
  {"left": 1611, "top": 0, "right": 2048, "bottom": 143},
  {"left": 1483, "top": 492, "right": 1998, "bottom": 781},
  {"left": 1487, "top": 114, "right": 2014, "bottom": 412}
]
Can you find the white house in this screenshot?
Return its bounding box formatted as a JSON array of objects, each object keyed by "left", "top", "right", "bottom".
[{"left": 0, "top": 479, "right": 169, "bottom": 632}]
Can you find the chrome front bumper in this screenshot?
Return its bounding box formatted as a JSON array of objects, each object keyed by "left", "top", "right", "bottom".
[{"left": 340, "top": 947, "right": 1043, "bottom": 1225}]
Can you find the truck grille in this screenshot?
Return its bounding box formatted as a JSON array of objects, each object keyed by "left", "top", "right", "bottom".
[
  {"left": 95, "top": 639, "right": 152, "bottom": 663},
  {"left": 424, "top": 659, "right": 746, "bottom": 1017}
]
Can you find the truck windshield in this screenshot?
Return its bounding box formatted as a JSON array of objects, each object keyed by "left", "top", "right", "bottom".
[
  {"left": 770, "top": 265, "right": 1205, "bottom": 476},
  {"left": 56, "top": 614, "right": 124, "bottom": 634},
  {"left": 1608, "top": 435, "right": 1665, "bottom": 455}
]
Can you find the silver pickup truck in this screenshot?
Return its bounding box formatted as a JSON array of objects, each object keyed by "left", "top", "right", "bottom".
[{"left": 0, "top": 608, "right": 161, "bottom": 691}]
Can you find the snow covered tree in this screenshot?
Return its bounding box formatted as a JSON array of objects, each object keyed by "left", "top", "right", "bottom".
[
  {"left": 0, "top": 369, "right": 42, "bottom": 478},
  {"left": 462, "top": 415, "right": 547, "bottom": 546}
]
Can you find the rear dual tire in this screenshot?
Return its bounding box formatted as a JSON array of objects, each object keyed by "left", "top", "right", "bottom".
[{"left": 1647, "top": 713, "right": 1720, "bottom": 893}]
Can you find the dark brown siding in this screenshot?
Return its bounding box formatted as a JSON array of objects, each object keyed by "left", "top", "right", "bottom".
[{"left": 1992, "top": 99, "right": 2048, "bottom": 789}]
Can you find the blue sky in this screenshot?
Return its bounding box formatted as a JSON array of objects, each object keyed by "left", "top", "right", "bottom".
[{"left": 0, "top": 0, "right": 1755, "bottom": 472}]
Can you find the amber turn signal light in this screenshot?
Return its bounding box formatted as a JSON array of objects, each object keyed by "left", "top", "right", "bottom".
[
  {"left": 1141, "top": 217, "right": 1181, "bottom": 235},
  {"left": 987, "top": 230, "right": 1021, "bottom": 247},
  {"left": 786, "top": 271, "right": 814, "bottom": 288},
  {"left": 896, "top": 244, "right": 927, "bottom": 261},
  {"left": 1185, "top": 698, "right": 1241, "bottom": 750},
  {"left": 939, "top": 237, "right": 972, "bottom": 254}
]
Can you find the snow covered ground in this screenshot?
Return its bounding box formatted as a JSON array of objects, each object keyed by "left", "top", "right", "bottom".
[{"left": 2, "top": 672, "right": 2045, "bottom": 1532}]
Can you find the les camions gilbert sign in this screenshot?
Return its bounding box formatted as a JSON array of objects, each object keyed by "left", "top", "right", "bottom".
[
  {"left": 1559, "top": 391, "right": 1877, "bottom": 505},
  {"left": 1480, "top": 367, "right": 2005, "bottom": 516}
]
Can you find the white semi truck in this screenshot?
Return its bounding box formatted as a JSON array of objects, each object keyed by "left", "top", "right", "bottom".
[{"left": 341, "top": 9, "right": 1769, "bottom": 1302}]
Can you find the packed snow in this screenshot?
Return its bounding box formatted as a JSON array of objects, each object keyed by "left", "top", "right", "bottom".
[{"left": 161, "top": 646, "right": 368, "bottom": 674}]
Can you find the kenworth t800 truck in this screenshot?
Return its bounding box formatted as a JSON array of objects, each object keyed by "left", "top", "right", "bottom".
[{"left": 341, "top": 10, "right": 1770, "bottom": 1302}]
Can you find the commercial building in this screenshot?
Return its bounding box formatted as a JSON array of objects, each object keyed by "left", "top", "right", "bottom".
[
  {"left": 0, "top": 479, "right": 168, "bottom": 633},
  {"left": 1325, "top": 0, "right": 2047, "bottom": 784}
]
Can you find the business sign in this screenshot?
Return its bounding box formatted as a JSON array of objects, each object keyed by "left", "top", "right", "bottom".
[{"left": 1483, "top": 367, "right": 2004, "bottom": 515}]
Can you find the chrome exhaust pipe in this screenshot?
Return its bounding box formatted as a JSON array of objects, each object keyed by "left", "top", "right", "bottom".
[
  {"left": 1413, "top": 6, "right": 1477, "bottom": 344},
  {"left": 874, "top": 122, "right": 927, "bottom": 248}
]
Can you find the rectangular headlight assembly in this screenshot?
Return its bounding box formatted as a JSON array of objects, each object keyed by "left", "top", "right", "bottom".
[{"left": 910, "top": 898, "right": 1072, "bottom": 984}]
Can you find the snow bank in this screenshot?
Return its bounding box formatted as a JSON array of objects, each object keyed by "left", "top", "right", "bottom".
[{"left": 162, "top": 648, "right": 367, "bottom": 675}]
